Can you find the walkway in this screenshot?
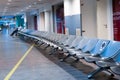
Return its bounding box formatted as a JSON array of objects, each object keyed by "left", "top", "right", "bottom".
[{"left": 0, "top": 28, "right": 90, "bottom": 80}]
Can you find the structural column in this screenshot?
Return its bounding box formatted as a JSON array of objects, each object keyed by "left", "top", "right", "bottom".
[{"left": 64, "top": 0, "right": 81, "bottom": 35}]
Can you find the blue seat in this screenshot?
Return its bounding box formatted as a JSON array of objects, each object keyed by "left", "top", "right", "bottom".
[
  {"left": 59, "top": 37, "right": 90, "bottom": 62},
  {"left": 49, "top": 35, "right": 79, "bottom": 55},
  {"left": 95, "top": 46, "right": 120, "bottom": 75},
  {"left": 62, "top": 35, "right": 76, "bottom": 46},
  {"left": 84, "top": 40, "right": 110, "bottom": 63},
  {"left": 66, "top": 36, "right": 83, "bottom": 49},
  {"left": 61, "top": 36, "right": 82, "bottom": 51},
  {"left": 87, "top": 41, "right": 120, "bottom": 79},
  {"left": 75, "top": 38, "right": 99, "bottom": 59}
]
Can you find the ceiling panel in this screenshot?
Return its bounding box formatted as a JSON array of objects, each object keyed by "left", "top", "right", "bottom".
[{"left": 0, "top": 0, "right": 63, "bottom": 16}]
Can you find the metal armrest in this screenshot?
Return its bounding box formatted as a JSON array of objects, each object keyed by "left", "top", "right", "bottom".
[
  {"left": 101, "top": 57, "right": 114, "bottom": 62},
  {"left": 91, "top": 54, "right": 100, "bottom": 57}
]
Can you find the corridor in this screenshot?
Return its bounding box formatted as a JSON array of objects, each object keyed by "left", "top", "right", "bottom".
[{"left": 0, "top": 28, "right": 89, "bottom": 80}]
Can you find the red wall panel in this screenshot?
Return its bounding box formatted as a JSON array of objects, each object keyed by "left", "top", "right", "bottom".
[{"left": 113, "top": 0, "right": 120, "bottom": 41}]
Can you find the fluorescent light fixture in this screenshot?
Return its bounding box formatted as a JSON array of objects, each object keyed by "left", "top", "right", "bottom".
[{"left": 8, "top": 0, "right": 12, "bottom": 2}]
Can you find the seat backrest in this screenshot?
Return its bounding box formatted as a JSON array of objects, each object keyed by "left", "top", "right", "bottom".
[
  {"left": 112, "top": 50, "right": 120, "bottom": 63},
  {"left": 69, "top": 36, "right": 83, "bottom": 48},
  {"left": 81, "top": 38, "right": 99, "bottom": 53},
  {"left": 64, "top": 35, "right": 76, "bottom": 46},
  {"left": 54, "top": 34, "right": 62, "bottom": 41},
  {"left": 100, "top": 41, "right": 120, "bottom": 59},
  {"left": 30, "top": 31, "right": 41, "bottom": 37},
  {"left": 90, "top": 39, "right": 110, "bottom": 55},
  {"left": 58, "top": 35, "right": 68, "bottom": 44},
  {"left": 75, "top": 37, "right": 90, "bottom": 50},
  {"left": 21, "top": 29, "right": 34, "bottom": 34},
  {"left": 47, "top": 33, "right": 54, "bottom": 40}
]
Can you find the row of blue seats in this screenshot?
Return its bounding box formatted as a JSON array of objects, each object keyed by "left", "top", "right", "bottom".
[{"left": 18, "top": 29, "right": 120, "bottom": 79}]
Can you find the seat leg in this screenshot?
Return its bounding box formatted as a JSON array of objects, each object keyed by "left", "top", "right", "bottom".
[
  {"left": 34, "top": 40, "right": 39, "bottom": 45},
  {"left": 74, "top": 58, "right": 79, "bottom": 63},
  {"left": 88, "top": 67, "right": 107, "bottom": 79},
  {"left": 60, "top": 54, "right": 71, "bottom": 62},
  {"left": 44, "top": 44, "right": 50, "bottom": 49},
  {"left": 105, "top": 69, "right": 114, "bottom": 77},
  {"left": 36, "top": 42, "right": 43, "bottom": 47},
  {"left": 49, "top": 48, "right": 56, "bottom": 55},
  {"left": 39, "top": 43, "right": 44, "bottom": 46}
]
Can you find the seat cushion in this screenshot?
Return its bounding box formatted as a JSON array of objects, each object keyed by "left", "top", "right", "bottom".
[
  {"left": 96, "top": 61, "right": 118, "bottom": 67},
  {"left": 84, "top": 56, "right": 101, "bottom": 63}
]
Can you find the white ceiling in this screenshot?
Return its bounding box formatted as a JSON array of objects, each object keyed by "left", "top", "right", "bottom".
[{"left": 0, "top": 0, "right": 62, "bottom": 16}]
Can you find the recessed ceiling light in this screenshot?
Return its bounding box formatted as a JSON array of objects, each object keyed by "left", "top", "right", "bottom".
[
  {"left": 21, "top": 9, "right": 24, "bottom": 12},
  {"left": 33, "top": 2, "right": 37, "bottom": 5},
  {"left": 7, "top": 2, "right": 10, "bottom": 5},
  {"left": 8, "top": 0, "right": 12, "bottom": 2},
  {"left": 26, "top": 7, "right": 29, "bottom": 9},
  {"left": 28, "top": 5, "right": 32, "bottom": 8},
  {"left": 5, "top": 7, "right": 8, "bottom": 9}
]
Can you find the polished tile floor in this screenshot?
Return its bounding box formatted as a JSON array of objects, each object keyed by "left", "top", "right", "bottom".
[{"left": 0, "top": 28, "right": 90, "bottom": 80}]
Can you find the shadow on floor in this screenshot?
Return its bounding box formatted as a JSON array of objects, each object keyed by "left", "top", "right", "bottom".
[{"left": 30, "top": 44, "right": 119, "bottom": 80}]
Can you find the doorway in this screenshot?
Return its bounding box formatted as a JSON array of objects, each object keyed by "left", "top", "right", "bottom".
[
  {"left": 81, "top": 0, "right": 97, "bottom": 38},
  {"left": 53, "top": 4, "right": 65, "bottom": 34},
  {"left": 34, "top": 15, "right": 37, "bottom": 30},
  {"left": 97, "top": 0, "right": 108, "bottom": 39}
]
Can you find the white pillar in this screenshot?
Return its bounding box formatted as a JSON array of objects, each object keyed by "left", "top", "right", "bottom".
[
  {"left": 39, "top": 12, "right": 45, "bottom": 31},
  {"left": 107, "top": 0, "right": 113, "bottom": 40},
  {"left": 45, "top": 11, "right": 51, "bottom": 32},
  {"left": 64, "top": 0, "right": 81, "bottom": 35}
]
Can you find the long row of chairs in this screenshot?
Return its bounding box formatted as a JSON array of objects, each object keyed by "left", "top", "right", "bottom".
[{"left": 18, "top": 29, "right": 120, "bottom": 79}]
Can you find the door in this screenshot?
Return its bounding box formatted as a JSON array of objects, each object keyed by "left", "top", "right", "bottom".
[
  {"left": 97, "top": 0, "right": 108, "bottom": 39},
  {"left": 81, "top": 0, "right": 97, "bottom": 38}
]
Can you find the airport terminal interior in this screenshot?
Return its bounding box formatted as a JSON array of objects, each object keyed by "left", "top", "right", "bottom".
[{"left": 0, "top": 0, "right": 120, "bottom": 80}]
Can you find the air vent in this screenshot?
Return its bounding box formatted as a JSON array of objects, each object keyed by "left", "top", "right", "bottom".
[
  {"left": 35, "top": 0, "right": 49, "bottom": 5},
  {"left": 9, "top": 6, "right": 19, "bottom": 8},
  {"left": 13, "top": 0, "right": 22, "bottom": 3}
]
